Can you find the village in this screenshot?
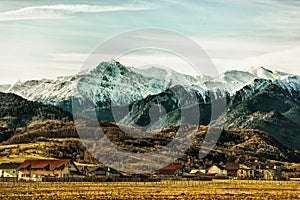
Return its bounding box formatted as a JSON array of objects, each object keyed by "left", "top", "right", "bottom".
[{"left": 0, "top": 159, "right": 287, "bottom": 182}]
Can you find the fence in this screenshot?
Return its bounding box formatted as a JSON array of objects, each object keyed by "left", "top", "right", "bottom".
[
  {"left": 0, "top": 177, "right": 18, "bottom": 182},
  {"left": 42, "top": 176, "right": 161, "bottom": 182}
]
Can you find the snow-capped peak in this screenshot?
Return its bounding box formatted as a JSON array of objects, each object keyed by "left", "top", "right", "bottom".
[
  {"left": 246, "top": 66, "right": 293, "bottom": 81},
  {"left": 0, "top": 61, "right": 209, "bottom": 109},
  {"left": 0, "top": 61, "right": 299, "bottom": 112}
]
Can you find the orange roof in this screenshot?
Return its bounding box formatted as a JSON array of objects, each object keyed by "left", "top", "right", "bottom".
[
  {"left": 156, "top": 164, "right": 184, "bottom": 175},
  {"left": 18, "top": 159, "right": 71, "bottom": 171}
]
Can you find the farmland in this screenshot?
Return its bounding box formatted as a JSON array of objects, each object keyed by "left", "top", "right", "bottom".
[{"left": 0, "top": 180, "right": 299, "bottom": 199}]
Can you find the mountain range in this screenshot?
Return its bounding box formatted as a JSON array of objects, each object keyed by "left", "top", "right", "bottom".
[
  {"left": 0, "top": 61, "right": 300, "bottom": 155},
  {"left": 2, "top": 61, "right": 299, "bottom": 111}
]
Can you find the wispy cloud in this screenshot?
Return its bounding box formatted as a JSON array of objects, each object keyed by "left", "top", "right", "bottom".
[
  {"left": 49, "top": 53, "right": 89, "bottom": 64},
  {"left": 0, "top": 4, "right": 151, "bottom": 21}
]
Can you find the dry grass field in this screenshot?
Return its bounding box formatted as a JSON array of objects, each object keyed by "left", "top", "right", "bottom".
[{"left": 0, "top": 180, "right": 299, "bottom": 199}]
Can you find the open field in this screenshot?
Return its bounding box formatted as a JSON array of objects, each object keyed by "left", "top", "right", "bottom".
[{"left": 0, "top": 180, "right": 299, "bottom": 199}]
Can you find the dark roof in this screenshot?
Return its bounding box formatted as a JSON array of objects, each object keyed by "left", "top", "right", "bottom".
[
  {"left": 226, "top": 162, "right": 239, "bottom": 171},
  {"left": 88, "top": 166, "right": 121, "bottom": 175},
  {"left": 18, "top": 159, "right": 71, "bottom": 171},
  {"left": 156, "top": 164, "right": 184, "bottom": 175},
  {"left": 70, "top": 170, "right": 84, "bottom": 176},
  {"left": 0, "top": 162, "right": 21, "bottom": 169}
]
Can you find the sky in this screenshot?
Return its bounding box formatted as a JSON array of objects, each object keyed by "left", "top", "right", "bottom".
[{"left": 0, "top": 0, "right": 300, "bottom": 84}]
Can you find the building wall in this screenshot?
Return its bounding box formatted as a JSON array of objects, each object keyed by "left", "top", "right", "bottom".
[
  {"left": 208, "top": 166, "right": 227, "bottom": 176},
  {"left": 61, "top": 162, "right": 80, "bottom": 177},
  {"left": 263, "top": 170, "right": 274, "bottom": 180},
  {"left": 18, "top": 169, "right": 64, "bottom": 181},
  {"left": 208, "top": 166, "right": 221, "bottom": 174},
  {"left": 175, "top": 169, "right": 183, "bottom": 176},
  {"left": 18, "top": 162, "right": 80, "bottom": 181},
  {"left": 237, "top": 169, "right": 255, "bottom": 179},
  {"left": 237, "top": 169, "right": 246, "bottom": 179},
  {"left": 0, "top": 169, "right": 18, "bottom": 177},
  {"left": 227, "top": 170, "right": 238, "bottom": 177}
]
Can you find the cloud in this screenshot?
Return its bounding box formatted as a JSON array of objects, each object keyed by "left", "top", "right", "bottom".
[{"left": 0, "top": 4, "right": 151, "bottom": 21}]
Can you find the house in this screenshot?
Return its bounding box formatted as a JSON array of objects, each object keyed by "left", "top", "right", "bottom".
[
  {"left": 18, "top": 159, "right": 82, "bottom": 181},
  {"left": 0, "top": 163, "right": 20, "bottom": 178},
  {"left": 207, "top": 164, "right": 227, "bottom": 176},
  {"left": 225, "top": 162, "right": 239, "bottom": 178},
  {"left": 245, "top": 161, "right": 264, "bottom": 179},
  {"left": 237, "top": 164, "right": 255, "bottom": 179},
  {"left": 186, "top": 169, "right": 206, "bottom": 178},
  {"left": 226, "top": 162, "right": 258, "bottom": 179},
  {"left": 155, "top": 164, "right": 184, "bottom": 176},
  {"left": 189, "top": 169, "right": 206, "bottom": 176},
  {"left": 225, "top": 161, "right": 283, "bottom": 180},
  {"left": 263, "top": 163, "right": 283, "bottom": 180},
  {"left": 88, "top": 166, "right": 121, "bottom": 177},
  {"left": 243, "top": 162, "right": 282, "bottom": 180}
]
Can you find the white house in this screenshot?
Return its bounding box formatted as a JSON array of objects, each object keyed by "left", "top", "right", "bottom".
[
  {"left": 0, "top": 163, "right": 20, "bottom": 178},
  {"left": 208, "top": 164, "right": 227, "bottom": 176}
]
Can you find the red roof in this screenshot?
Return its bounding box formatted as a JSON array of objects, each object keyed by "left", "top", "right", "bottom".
[
  {"left": 226, "top": 162, "right": 239, "bottom": 171},
  {"left": 156, "top": 164, "right": 184, "bottom": 175},
  {"left": 244, "top": 161, "right": 262, "bottom": 166},
  {"left": 18, "top": 159, "right": 71, "bottom": 171}
]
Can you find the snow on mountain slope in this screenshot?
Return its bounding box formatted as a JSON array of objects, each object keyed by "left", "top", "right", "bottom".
[
  {"left": 215, "top": 66, "right": 300, "bottom": 94},
  {"left": 247, "top": 66, "right": 278, "bottom": 80},
  {"left": 2, "top": 61, "right": 209, "bottom": 108},
  {"left": 279, "top": 75, "right": 300, "bottom": 92},
  {"left": 1, "top": 62, "right": 300, "bottom": 111},
  {"left": 0, "top": 84, "right": 11, "bottom": 92},
  {"left": 6, "top": 76, "right": 78, "bottom": 105},
  {"left": 203, "top": 70, "right": 258, "bottom": 93},
  {"left": 200, "top": 66, "right": 293, "bottom": 94},
  {"left": 247, "top": 66, "right": 297, "bottom": 81},
  {"left": 246, "top": 66, "right": 300, "bottom": 95}
]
